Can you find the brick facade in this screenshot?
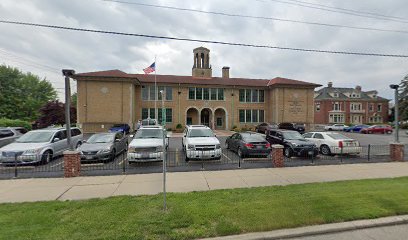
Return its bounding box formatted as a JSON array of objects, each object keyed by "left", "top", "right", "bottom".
[{"left": 64, "top": 151, "right": 81, "bottom": 178}]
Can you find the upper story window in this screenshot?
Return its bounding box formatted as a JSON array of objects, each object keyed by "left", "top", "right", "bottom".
[
  {"left": 377, "top": 104, "right": 382, "bottom": 112},
  {"left": 315, "top": 102, "right": 321, "bottom": 112},
  {"left": 239, "top": 89, "right": 265, "bottom": 103},
  {"left": 369, "top": 104, "right": 374, "bottom": 112},
  {"left": 332, "top": 102, "right": 341, "bottom": 111},
  {"left": 351, "top": 93, "right": 360, "bottom": 98},
  {"left": 142, "top": 86, "right": 172, "bottom": 101},
  {"left": 333, "top": 92, "right": 339, "bottom": 98},
  {"left": 350, "top": 103, "right": 362, "bottom": 111},
  {"left": 188, "top": 87, "right": 224, "bottom": 101}
]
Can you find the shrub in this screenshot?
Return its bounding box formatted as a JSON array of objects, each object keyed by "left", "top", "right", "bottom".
[
  {"left": 0, "top": 118, "right": 32, "bottom": 130},
  {"left": 176, "top": 123, "right": 183, "bottom": 129},
  {"left": 166, "top": 128, "right": 172, "bottom": 131}
]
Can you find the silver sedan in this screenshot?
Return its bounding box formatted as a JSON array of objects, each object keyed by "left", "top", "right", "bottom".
[{"left": 78, "top": 132, "right": 128, "bottom": 162}]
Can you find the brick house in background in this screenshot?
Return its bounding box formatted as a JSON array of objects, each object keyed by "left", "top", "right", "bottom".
[
  {"left": 72, "top": 47, "right": 321, "bottom": 133},
  {"left": 314, "top": 82, "right": 389, "bottom": 125}
]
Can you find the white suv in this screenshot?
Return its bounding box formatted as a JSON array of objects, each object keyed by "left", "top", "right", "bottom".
[
  {"left": 127, "top": 126, "right": 168, "bottom": 162},
  {"left": 182, "top": 125, "right": 221, "bottom": 161}
]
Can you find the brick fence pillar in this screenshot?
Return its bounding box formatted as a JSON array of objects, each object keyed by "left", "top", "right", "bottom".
[
  {"left": 272, "top": 144, "right": 284, "bottom": 168},
  {"left": 390, "top": 143, "right": 404, "bottom": 162},
  {"left": 64, "top": 150, "right": 81, "bottom": 178}
]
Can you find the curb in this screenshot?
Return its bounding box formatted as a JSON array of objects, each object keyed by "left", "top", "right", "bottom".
[{"left": 201, "top": 215, "right": 408, "bottom": 240}]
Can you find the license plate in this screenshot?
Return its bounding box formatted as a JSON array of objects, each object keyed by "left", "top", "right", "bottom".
[
  {"left": 141, "top": 153, "right": 149, "bottom": 158},
  {"left": 86, "top": 156, "right": 93, "bottom": 160},
  {"left": 256, "top": 145, "right": 263, "bottom": 149},
  {"left": 308, "top": 151, "right": 314, "bottom": 155}
]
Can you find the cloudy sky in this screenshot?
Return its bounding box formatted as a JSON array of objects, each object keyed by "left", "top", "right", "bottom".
[{"left": 0, "top": 0, "right": 407, "bottom": 101}]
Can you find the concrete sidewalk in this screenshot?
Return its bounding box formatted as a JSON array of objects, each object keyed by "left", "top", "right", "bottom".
[{"left": 1, "top": 162, "right": 408, "bottom": 203}]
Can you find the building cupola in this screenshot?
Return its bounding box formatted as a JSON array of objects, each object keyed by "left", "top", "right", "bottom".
[{"left": 192, "top": 47, "right": 212, "bottom": 78}]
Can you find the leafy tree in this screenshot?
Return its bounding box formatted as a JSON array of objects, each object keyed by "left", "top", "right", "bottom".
[
  {"left": 0, "top": 65, "right": 57, "bottom": 121},
  {"left": 398, "top": 74, "right": 408, "bottom": 121},
  {"left": 35, "top": 100, "right": 76, "bottom": 129},
  {"left": 71, "top": 93, "right": 77, "bottom": 108}
]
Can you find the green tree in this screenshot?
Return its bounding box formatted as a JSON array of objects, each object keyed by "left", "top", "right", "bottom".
[
  {"left": 0, "top": 65, "right": 57, "bottom": 121},
  {"left": 71, "top": 93, "right": 77, "bottom": 108},
  {"left": 399, "top": 74, "right": 408, "bottom": 121}
]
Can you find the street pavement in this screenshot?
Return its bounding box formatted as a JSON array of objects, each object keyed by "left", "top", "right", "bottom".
[{"left": 1, "top": 162, "right": 408, "bottom": 203}]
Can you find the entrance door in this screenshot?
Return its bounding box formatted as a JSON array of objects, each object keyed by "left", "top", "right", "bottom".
[{"left": 201, "top": 109, "right": 210, "bottom": 127}]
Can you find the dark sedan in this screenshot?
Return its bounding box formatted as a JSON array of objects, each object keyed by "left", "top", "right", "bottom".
[
  {"left": 226, "top": 132, "right": 271, "bottom": 158},
  {"left": 343, "top": 125, "right": 369, "bottom": 133},
  {"left": 78, "top": 132, "right": 128, "bottom": 162},
  {"left": 255, "top": 122, "right": 278, "bottom": 134}
]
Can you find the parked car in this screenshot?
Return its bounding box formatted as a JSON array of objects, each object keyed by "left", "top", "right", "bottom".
[
  {"left": 266, "top": 129, "right": 318, "bottom": 158},
  {"left": 324, "top": 124, "right": 349, "bottom": 131},
  {"left": 0, "top": 128, "right": 83, "bottom": 165},
  {"left": 255, "top": 122, "right": 278, "bottom": 134},
  {"left": 109, "top": 124, "right": 130, "bottom": 134},
  {"left": 360, "top": 125, "right": 393, "bottom": 134},
  {"left": 0, "top": 127, "right": 28, "bottom": 148},
  {"left": 226, "top": 132, "right": 271, "bottom": 158},
  {"left": 182, "top": 125, "right": 221, "bottom": 161},
  {"left": 343, "top": 125, "right": 369, "bottom": 133},
  {"left": 78, "top": 132, "right": 128, "bottom": 162},
  {"left": 303, "top": 132, "right": 361, "bottom": 155},
  {"left": 278, "top": 122, "right": 305, "bottom": 134},
  {"left": 127, "top": 126, "right": 168, "bottom": 162},
  {"left": 141, "top": 118, "right": 158, "bottom": 126}
]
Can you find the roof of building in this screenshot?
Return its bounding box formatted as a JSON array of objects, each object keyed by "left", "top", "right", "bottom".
[
  {"left": 315, "top": 85, "right": 388, "bottom": 101},
  {"left": 73, "top": 69, "right": 321, "bottom": 88}
]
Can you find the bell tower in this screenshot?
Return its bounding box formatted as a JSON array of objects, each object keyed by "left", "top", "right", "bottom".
[{"left": 192, "top": 47, "right": 212, "bottom": 78}]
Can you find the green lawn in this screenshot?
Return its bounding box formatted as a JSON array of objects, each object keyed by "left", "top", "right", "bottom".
[{"left": 2, "top": 177, "right": 408, "bottom": 240}]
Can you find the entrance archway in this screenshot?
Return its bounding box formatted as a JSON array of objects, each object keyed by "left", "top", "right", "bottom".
[
  {"left": 200, "top": 108, "right": 212, "bottom": 128},
  {"left": 186, "top": 107, "right": 199, "bottom": 125},
  {"left": 214, "top": 108, "right": 227, "bottom": 130}
]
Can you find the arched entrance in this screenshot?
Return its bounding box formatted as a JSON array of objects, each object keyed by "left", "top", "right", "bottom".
[
  {"left": 200, "top": 108, "right": 212, "bottom": 128},
  {"left": 214, "top": 108, "right": 227, "bottom": 130},
  {"left": 186, "top": 108, "right": 199, "bottom": 125}
]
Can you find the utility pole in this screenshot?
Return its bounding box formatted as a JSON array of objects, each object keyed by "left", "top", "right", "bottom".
[
  {"left": 62, "top": 69, "right": 75, "bottom": 150},
  {"left": 390, "top": 84, "right": 399, "bottom": 143}
]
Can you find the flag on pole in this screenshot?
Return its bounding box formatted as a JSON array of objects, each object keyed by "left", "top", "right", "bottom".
[{"left": 143, "top": 62, "right": 156, "bottom": 74}]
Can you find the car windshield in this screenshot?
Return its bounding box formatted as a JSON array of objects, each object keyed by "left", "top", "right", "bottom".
[
  {"left": 135, "top": 129, "right": 163, "bottom": 139},
  {"left": 188, "top": 129, "right": 215, "bottom": 137},
  {"left": 15, "top": 131, "right": 54, "bottom": 143},
  {"left": 282, "top": 131, "right": 304, "bottom": 140},
  {"left": 112, "top": 124, "right": 124, "bottom": 128},
  {"left": 326, "top": 133, "right": 351, "bottom": 140},
  {"left": 87, "top": 134, "right": 114, "bottom": 143},
  {"left": 242, "top": 134, "right": 265, "bottom": 142}
]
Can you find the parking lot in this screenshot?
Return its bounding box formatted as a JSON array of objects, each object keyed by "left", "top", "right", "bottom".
[{"left": 0, "top": 129, "right": 406, "bottom": 179}]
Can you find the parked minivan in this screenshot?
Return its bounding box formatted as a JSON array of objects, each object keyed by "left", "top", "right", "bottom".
[{"left": 0, "top": 128, "right": 83, "bottom": 165}]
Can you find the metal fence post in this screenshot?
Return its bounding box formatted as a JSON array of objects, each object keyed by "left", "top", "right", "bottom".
[
  {"left": 340, "top": 146, "right": 343, "bottom": 163},
  {"left": 238, "top": 152, "right": 241, "bottom": 168},
  {"left": 367, "top": 144, "right": 371, "bottom": 162},
  {"left": 122, "top": 153, "right": 126, "bottom": 174},
  {"left": 14, "top": 154, "right": 18, "bottom": 178}
]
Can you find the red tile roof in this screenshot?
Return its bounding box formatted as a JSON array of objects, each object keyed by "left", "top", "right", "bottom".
[{"left": 74, "top": 70, "right": 321, "bottom": 88}]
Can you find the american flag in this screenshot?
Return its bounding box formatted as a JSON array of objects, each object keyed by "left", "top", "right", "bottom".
[{"left": 143, "top": 62, "right": 156, "bottom": 74}]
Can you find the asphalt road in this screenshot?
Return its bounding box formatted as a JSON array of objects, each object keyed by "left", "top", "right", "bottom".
[{"left": 0, "top": 130, "right": 405, "bottom": 179}]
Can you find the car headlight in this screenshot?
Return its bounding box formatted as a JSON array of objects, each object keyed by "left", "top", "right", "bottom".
[
  {"left": 98, "top": 148, "right": 111, "bottom": 154},
  {"left": 215, "top": 144, "right": 221, "bottom": 149},
  {"left": 187, "top": 144, "right": 195, "bottom": 150},
  {"left": 23, "top": 148, "right": 42, "bottom": 154},
  {"left": 291, "top": 143, "right": 298, "bottom": 147}
]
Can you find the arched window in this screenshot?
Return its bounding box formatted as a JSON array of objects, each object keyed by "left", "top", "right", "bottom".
[
  {"left": 195, "top": 53, "right": 199, "bottom": 67},
  {"left": 201, "top": 53, "right": 205, "bottom": 68},
  {"left": 206, "top": 54, "right": 209, "bottom": 68}
]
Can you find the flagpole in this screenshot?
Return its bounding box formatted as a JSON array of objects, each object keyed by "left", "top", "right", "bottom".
[{"left": 154, "top": 55, "right": 157, "bottom": 121}]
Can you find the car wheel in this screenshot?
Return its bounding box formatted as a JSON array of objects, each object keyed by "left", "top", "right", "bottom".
[
  {"left": 185, "top": 154, "right": 190, "bottom": 162},
  {"left": 284, "top": 147, "right": 293, "bottom": 158},
  {"left": 328, "top": 128, "right": 332, "bottom": 131},
  {"left": 387, "top": 130, "right": 392, "bottom": 134},
  {"left": 41, "top": 151, "right": 53, "bottom": 164},
  {"left": 368, "top": 131, "right": 372, "bottom": 134},
  {"left": 237, "top": 148, "right": 244, "bottom": 158},
  {"left": 320, "top": 145, "right": 332, "bottom": 155}
]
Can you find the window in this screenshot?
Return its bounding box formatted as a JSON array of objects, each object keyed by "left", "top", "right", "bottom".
[
  {"left": 156, "top": 108, "right": 173, "bottom": 124},
  {"left": 377, "top": 104, "right": 382, "bottom": 112},
  {"left": 329, "top": 113, "right": 345, "bottom": 123},
  {"left": 333, "top": 102, "right": 341, "bottom": 111},
  {"left": 203, "top": 88, "right": 209, "bottom": 100},
  {"left": 350, "top": 103, "right": 362, "bottom": 111},
  {"left": 149, "top": 108, "right": 155, "bottom": 119},
  {"left": 252, "top": 109, "right": 258, "bottom": 123},
  {"left": 239, "top": 89, "right": 245, "bottom": 102},
  {"left": 239, "top": 110, "right": 245, "bottom": 123},
  {"left": 218, "top": 88, "right": 224, "bottom": 100},
  {"left": 165, "top": 87, "right": 173, "bottom": 100},
  {"left": 142, "top": 108, "right": 149, "bottom": 119},
  {"left": 239, "top": 109, "right": 264, "bottom": 123},
  {"left": 216, "top": 117, "right": 222, "bottom": 126},
  {"left": 369, "top": 104, "right": 374, "bottom": 112},
  {"left": 245, "top": 89, "right": 251, "bottom": 102},
  {"left": 303, "top": 133, "right": 313, "bottom": 138},
  {"left": 71, "top": 129, "right": 82, "bottom": 136},
  {"left": 252, "top": 89, "right": 258, "bottom": 102},
  {"left": 196, "top": 88, "right": 202, "bottom": 100},
  {"left": 315, "top": 102, "right": 321, "bottom": 112},
  {"left": 188, "top": 88, "right": 195, "bottom": 100},
  {"left": 259, "top": 90, "right": 264, "bottom": 102},
  {"left": 157, "top": 86, "right": 164, "bottom": 100},
  {"left": 333, "top": 92, "right": 339, "bottom": 98},
  {"left": 0, "top": 130, "right": 14, "bottom": 138},
  {"left": 149, "top": 86, "right": 156, "bottom": 101},
  {"left": 211, "top": 88, "right": 217, "bottom": 100},
  {"left": 314, "top": 133, "right": 324, "bottom": 139},
  {"left": 142, "top": 86, "right": 148, "bottom": 100}
]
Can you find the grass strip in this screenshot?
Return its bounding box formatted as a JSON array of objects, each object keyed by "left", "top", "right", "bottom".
[{"left": 1, "top": 177, "right": 408, "bottom": 240}]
